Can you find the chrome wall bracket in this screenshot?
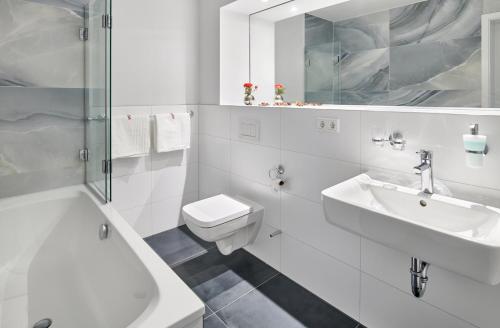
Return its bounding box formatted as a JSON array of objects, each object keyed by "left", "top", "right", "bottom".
[
  {"left": 410, "top": 257, "right": 430, "bottom": 298},
  {"left": 79, "top": 149, "right": 89, "bottom": 162},
  {"left": 79, "top": 27, "right": 88, "bottom": 41},
  {"left": 371, "top": 131, "right": 406, "bottom": 151}
]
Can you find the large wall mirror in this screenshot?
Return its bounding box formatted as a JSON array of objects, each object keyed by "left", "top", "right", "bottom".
[{"left": 249, "top": 0, "right": 500, "bottom": 108}]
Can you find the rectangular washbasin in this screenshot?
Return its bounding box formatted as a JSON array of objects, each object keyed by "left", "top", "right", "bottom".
[{"left": 322, "top": 174, "right": 500, "bottom": 285}]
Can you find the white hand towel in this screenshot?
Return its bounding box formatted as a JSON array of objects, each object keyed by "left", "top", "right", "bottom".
[
  {"left": 154, "top": 113, "right": 191, "bottom": 152},
  {"left": 112, "top": 114, "right": 151, "bottom": 159}
]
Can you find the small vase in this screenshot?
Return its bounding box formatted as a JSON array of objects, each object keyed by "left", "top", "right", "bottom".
[
  {"left": 274, "top": 94, "right": 284, "bottom": 102},
  {"left": 244, "top": 93, "right": 255, "bottom": 106}
]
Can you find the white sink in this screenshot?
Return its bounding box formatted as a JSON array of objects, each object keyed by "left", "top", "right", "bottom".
[{"left": 322, "top": 174, "right": 500, "bottom": 285}]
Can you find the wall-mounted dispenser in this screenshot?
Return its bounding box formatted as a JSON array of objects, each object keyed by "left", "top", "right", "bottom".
[{"left": 463, "top": 124, "right": 488, "bottom": 169}]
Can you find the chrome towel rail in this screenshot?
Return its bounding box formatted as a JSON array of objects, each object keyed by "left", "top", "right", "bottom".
[{"left": 86, "top": 111, "right": 194, "bottom": 122}]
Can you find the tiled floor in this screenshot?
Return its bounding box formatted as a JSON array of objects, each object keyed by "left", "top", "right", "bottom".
[{"left": 145, "top": 225, "right": 366, "bottom": 328}]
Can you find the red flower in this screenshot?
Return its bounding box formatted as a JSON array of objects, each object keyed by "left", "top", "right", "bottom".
[
  {"left": 275, "top": 84, "right": 284, "bottom": 89},
  {"left": 243, "top": 83, "right": 253, "bottom": 88}
]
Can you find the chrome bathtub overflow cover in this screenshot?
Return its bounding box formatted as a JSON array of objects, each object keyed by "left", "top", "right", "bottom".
[
  {"left": 420, "top": 200, "right": 427, "bottom": 207},
  {"left": 99, "top": 223, "right": 110, "bottom": 240},
  {"left": 33, "top": 318, "right": 52, "bottom": 328}
]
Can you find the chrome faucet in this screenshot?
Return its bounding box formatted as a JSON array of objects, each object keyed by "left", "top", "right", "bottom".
[{"left": 413, "top": 150, "right": 434, "bottom": 195}]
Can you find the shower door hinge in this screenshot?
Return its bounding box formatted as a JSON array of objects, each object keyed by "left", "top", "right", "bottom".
[
  {"left": 102, "top": 159, "right": 112, "bottom": 174},
  {"left": 102, "top": 14, "right": 112, "bottom": 29},
  {"left": 79, "top": 148, "right": 89, "bottom": 162},
  {"left": 79, "top": 27, "right": 88, "bottom": 41}
]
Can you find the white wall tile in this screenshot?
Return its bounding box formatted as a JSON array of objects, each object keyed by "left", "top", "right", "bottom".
[
  {"left": 281, "top": 234, "right": 360, "bottom": 321},
  {"left": 245, "top": 223, "right": 281, "bottom": 271},
  {"left": 112, "top": 172, "right": 152, "bottom": 210},
  {"left": 199, "top": 134, "right": 231, "bottom": 171},
  {"left": 361, "top": 111, "right": 500, "bottom": 191},
  {"left": 361, "top": 238, "right": 500, "bottom": 328},
  {"left": 199, "top": 164, "right": 231, "bottom": 199},
  {"left": 151, "top": 136, "right": 198, "bottom": 168},
  {"left": 360, "top": 274, "right": 476, "bottom": 328},
  {"left": 230, "top": 107, "right": 281, "bottom": 148},
  {"left": 282, "top": 193, "right": 360, "bottom": 268},
  {"left": 118, "top": 204, "right": 153, "bottom": 238},
  {"left": 281, "top": 108, "right": 361, "bottom": 163},
  {"left": 231, "top": 174, "right": 281, "bottom": 228},
  {"left": 198, "top": 106, "right": 231, "bottom": 138},
  {"left": 231, "top": 141, "right": 281, "bottom": 186},
  {"left": 151, "top": 163, "right": 198, "bottom": 202},
  {"left": 281, "top": 150, "right": 361, "bottom": 203},
  {"left": 112, "top": 156, "right": 151, "bottom": 178},
  {"left": 151, "top": 192, "right": 198, "bottom": 235}
]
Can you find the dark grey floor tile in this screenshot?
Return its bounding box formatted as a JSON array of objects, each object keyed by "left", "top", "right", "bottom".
[
  {"left": 173, "top": 248, "right": 279, "bottom": 313},
  {"left": 205, "top": 305, "right": 213, "bottom": 318},
  {"left": 204, "top": 314, "right": 227, "bottom": 328},
  {"left": 216, "top": 274, "right": 359, "bottom": 328},
  {"left": 145, "top": 225, "right": 214, "bottom": 266}
]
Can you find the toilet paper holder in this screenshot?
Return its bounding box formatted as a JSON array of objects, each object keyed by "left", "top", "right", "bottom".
[{"left": 269, "top": 165, "right": 286, "bottom": 187}]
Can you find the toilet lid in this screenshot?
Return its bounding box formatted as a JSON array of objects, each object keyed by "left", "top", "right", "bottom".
[{"left": 183, "top": 194, "right": 253, "bottom": 228}]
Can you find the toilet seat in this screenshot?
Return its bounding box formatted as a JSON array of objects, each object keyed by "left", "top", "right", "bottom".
[{"left": 182, "top": 194, "right": 253, "bottom": 228}]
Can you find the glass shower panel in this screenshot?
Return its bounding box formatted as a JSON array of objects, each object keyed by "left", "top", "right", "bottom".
[
  {"left": 493, "top": 20, "right": 500, "bottom": 107},
  {"left": 304, "top": 41, "right": 341, "bottom": 104},
  {"left": 84, "top": 0, "right": 111, "bottom": 201}
]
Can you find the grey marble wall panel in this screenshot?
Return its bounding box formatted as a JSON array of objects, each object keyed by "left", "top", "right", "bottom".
[
  {"left": 340, "top": 48, "right": 389, "bottom": 92},
  {"left": 386, "top": 89, "right": 481, "bottom": 107},
  {"left": 305, "top": 43, "right": 334, "bottom": 94},
  {"left": 26, "top": 0, "right": 89, "bottom": 16},
  {"left": 0, "top": 0, "right": 84, "bottom": 88},
  {"left": 305, "top": 14, "right": 333, "bottom": 48},
  {"left": 306, "top": 0, "right": 487, "bottom": 107},
  {"left": 390, "top": 37, "right": 481, "bottom": 90},
  {"left": 0, "top": 0, "right": 85, "bottom": 198},
  {"left": 0, "top": 87, "right": 84, "bottom": 197},
  {"left": 340, "top": 91, "right": 389, "bottom": 105},
  {"left": 390, "top": 0, "right": 482, "bottom": 46},
  {"left": 334, "top": 11, "right": 389, "bottom": 54}
]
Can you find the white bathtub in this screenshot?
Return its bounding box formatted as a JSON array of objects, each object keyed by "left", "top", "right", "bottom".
[{"left": 0, "top": 186, "right": 204, "bottom": 328}]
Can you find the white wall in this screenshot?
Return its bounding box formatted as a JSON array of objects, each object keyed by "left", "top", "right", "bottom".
[
  {"left": 220, "top": 10, "right": 250, "bottom": 105},
  {"left": 111, "top": 0, "right": 200, "bottom": 237},
  {"left": 198, "top": 104, "right": 500, "bottom": 328},
  {"left": 199, "top": 0, "right": 237, "bottom": 105}
]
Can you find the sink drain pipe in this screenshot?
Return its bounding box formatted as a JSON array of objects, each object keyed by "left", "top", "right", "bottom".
[{"left": 410, "top": 257, "right": 429, "bottom": 298}]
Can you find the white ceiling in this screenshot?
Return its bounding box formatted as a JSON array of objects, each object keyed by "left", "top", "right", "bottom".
[
  {"left": 222, "top": 0, "right": 352, "bottom": 21},
  {"left": 225, "top": 0, "right": 428, "bottom": 23},
  {"left": 309, "top": 0, "right": 425, "bottom": 22}
]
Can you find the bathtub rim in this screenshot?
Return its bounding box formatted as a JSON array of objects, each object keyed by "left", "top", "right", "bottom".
[{"left": 0, "top": 185, "right": 205, "bottom": 328}]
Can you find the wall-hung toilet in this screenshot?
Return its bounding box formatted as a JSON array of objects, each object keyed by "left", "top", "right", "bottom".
[{"left": 182, "top": 194, "right": 264, "bottom": 255}]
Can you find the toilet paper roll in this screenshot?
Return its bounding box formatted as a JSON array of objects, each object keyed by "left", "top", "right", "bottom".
[{"left": 465, "top": 152, "right": 484, "bottom": 169}]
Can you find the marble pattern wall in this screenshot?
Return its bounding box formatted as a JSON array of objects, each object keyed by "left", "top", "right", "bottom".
[
  {"left": 307, "top": 0, "right": 489, "bottom": 107},
  {"left": 304, "top": 14, "right": 336, "bottom": 104},
  {"left": 0, "top": 0, "right": 86, "bottom": 198}
]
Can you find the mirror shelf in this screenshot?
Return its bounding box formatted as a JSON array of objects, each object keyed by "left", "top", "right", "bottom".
[{"left": 217, "top": 103, "right": 500, "bottom": 116}]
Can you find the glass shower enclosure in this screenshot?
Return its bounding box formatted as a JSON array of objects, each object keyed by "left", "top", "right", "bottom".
[{"left": 84, "top": 0, "right": 112, "bottom": 202}]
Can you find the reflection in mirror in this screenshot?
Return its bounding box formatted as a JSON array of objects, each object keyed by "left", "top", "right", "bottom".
[{"left": 250, "top": 0, "right": 500, "bottom": 108}]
